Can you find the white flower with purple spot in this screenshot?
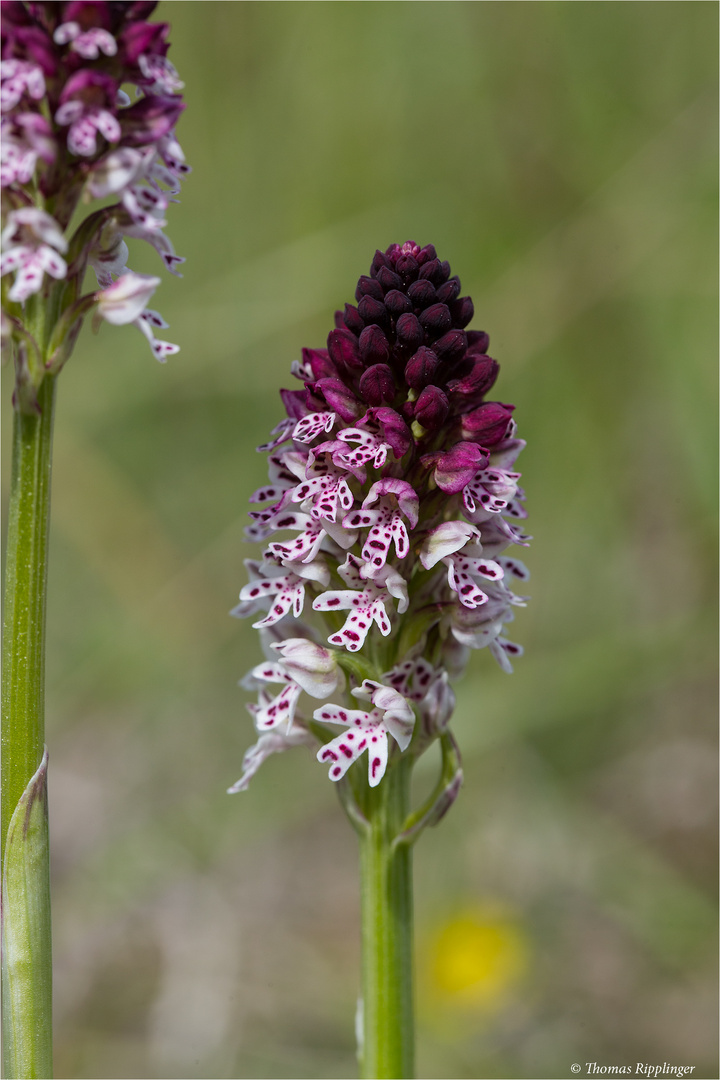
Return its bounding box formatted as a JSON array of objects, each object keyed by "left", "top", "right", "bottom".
[
  {"left": 292, "top": 411, "right": 336, "bottom": 444},
  {"left": 138, "top": 54, "right": 185, "bottom": 95},
  {"left": 235, "top": 553, "right": 330, "bottom": 629},
  {"left": 247, "top": 452, "right": 306, "bottom": 526},
  {"left": 315, "top": 680, "right": 415, "bottom": 786},
  {"left": 313, "top": 553, "right": 408, "bottom": 652},
  {"left": 1, "top": 208, "right": 68, "bottom": 303},
  {"left": 55, "top": 96, "right": 121, "bottom": 158},
  {"left": 94, "top": 271, "right": 179, "bottom": 362},
  {"left": 263, "top": 510, "right": 342, "bottom": 565},
  {"left": 53, "top": 22, "right": 118, "bottom": 59},
  {"left": 333, "top": 425, "right": 391, "bottom": 470},
  {"left": 461, "top": 466, "right": 520, "bottom": 516},
  {"left": 1, "top": 113, "right": 56, "bottom": 188},
  {"left": 242, "top": 663, "right": 303, "bottom": 733},
  {"left": 0, "top": 60, "right": 45, "bottom": 112},
  {"left": 291, "top": 451, "right": 355, "bottom": 523},
  {"left": 444, "top": 550, "right": 504, "bottom": 609},
  {"left": 383, "top": 657, "right": 438, "bottom": 702},
  {"left": 343, "top": 478, "right": 418, "bottom": 575}
]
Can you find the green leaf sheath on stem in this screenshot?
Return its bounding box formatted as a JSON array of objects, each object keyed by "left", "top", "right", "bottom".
[
  {"left": 359, "top": 756, "right": 415, "bottom": 1080},
  {"left": 2, "top": 375, "right": 56, "bottom": 860},
  {"left": 2, "top": 374, "right": 56, "bottom": 1078},
  {"left": 2, "top": 749, "right": 53, "bottom": 1080}
]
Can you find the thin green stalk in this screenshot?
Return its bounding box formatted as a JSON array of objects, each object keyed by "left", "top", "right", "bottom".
[
  {"left": 359, "top": 756, "right": 414, "bottom": 1079},
  {"left": 2, "top": 373, "right": 56, "bottom": 1079}
]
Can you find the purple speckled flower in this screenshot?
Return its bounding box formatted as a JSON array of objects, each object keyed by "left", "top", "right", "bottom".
[
  {"left": 230, "top": 242, "right": 531, "bottom": 803},
  {"left": 1, "top": 0, "right": 188, "bottom": 409}
]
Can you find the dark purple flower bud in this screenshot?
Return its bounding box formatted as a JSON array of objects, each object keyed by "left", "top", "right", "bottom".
[
  {"left": 436, "top": 277, "right": 461, "bottom": 304},
  {"left": 415, "top": 386, "right": 449, "bottom": 431},
  {"left": 426, "top": 442, "right": 490, "bottom": 493},
  {"left": 461, "top": 402, "right": 514, "bottom": 445},
  {"left": 64, "top": 0, "right": 112, "bottom": 28},
  {"left": 395, "top": 254, "right": 418, "bottom": 282},
  {"left": 450, "top": 296, "right": 474, "bottom": 329},
  {"left": 376, "top": 265, "right": 402, "bottom": 292},
  {"left": 418, "top": 258, "right": 447, "bottom": 286},
  {"left": 355, "top": 275, "right": 384, "bottom": 302},
  {"left": 302, "top": 347, "right": 336, "bottom": 379},
  {"left": 327, "top": 327, "right": 363, "bottom": 374},
  {"left": 332, "top": 310, "right": 344, "bottom": 328},
  {"left": 342, "top": 303, "right": 364, "bottom": 335},
  {"left": 439, "top": 260, "right": 451, "bottom": 281},
  {"left": 407, "top": 279, "right": 437, "bottom": 307},
  {"left": 303, "top": 385, "right": 325, "bottom": 413},
  {"left": 7, "top": 25, "right": 58, "bottom": 75},
  {"left": 416, "top": 243, "right": 437, "bottom": 265},
  {"left": 359, "top": 363, "right": 396, "bottom": 406},
  {"left": 123, "top": 2, "right": 161, "bottom": 19},
  {"left": 370, "top": 248, "right": 390, "bottom": 277},
  {"left": 395, "top": 312, "right": 424, "bottom": 350},
  {"left": 432, "top": 329, "right": 467, "bottom": 364},
  {"left": 357, "top": 295, "right": 388, "bottom": 328},
  {"left": 419, "top": 303, "right": 452, "bottom": 337},
  {"left": 448, "top": 355, "right": 499, "bottom": 403},
  {"left": 280, "top": 388, "right": 309, "bottom": 420},
  {"left": 383, "top": 289, "right": 412, "bottom": 316},
  {"left": 119, "top": 19, "right": 169, "bottom": 64},
  {"left": 404, "top": 346, "right": 438, "bottom": 390},
  {"left": 1, "top": 1, "right": 33, "bottom": 27},
  {"left": 367, "top": 407, "right": 412, "bottom": 458},
  {"left": 467, "top": 329, "right": 489, "bottom": 352},
  {"left": 359, "top": 324, "right": 390, "bottom": 365},
  {"left": 314, "top": 378, "right": 362, "bottom": 422},
  {"left": 120, "top": 94, "right": 185, "bottom": 146}
]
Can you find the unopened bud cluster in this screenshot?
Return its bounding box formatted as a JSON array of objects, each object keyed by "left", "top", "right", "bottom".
[
  {"left": 1, "top": 0, "right": 188, "bottom": 411},
  {"left": 231, "top": 242, "right": 530, "bottom": 805}
]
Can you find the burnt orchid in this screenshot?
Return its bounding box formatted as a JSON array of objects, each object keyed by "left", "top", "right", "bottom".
[
  {"left": 1, "top": 4, "right": 187, "bottom": 1076},
  {"left": 231, "top": 241, "right": 530, "bottom": 1078},
  {"left": 1, "top": 0, "right": 189, "bottom": 410}
]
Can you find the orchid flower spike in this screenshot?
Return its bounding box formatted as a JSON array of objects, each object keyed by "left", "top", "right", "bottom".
[
  {"left": 1, "top": 1, "right": 189, "bottom": 411},
  {"left": 231, "top": 241, "right": 531, "bottom": 814}
]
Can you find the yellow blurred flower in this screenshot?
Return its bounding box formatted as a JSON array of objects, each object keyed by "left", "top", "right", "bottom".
[{"left": 425, "top": 904, "right": 529, "bottom": 1011}]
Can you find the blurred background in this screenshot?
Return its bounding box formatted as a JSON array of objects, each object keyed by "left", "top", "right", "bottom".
[{"left": 2, "top": 2, "right": 717, "bottom": 1077}]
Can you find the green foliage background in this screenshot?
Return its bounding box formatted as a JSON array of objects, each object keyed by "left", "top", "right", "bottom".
[{"left": 2, "top": 2, "right": 717, "bottom": 1077}]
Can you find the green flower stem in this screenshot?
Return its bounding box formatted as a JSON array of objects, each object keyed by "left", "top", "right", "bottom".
[
  {"left": 1, "top": 372, "right": 56, "bottom": 1078},
  {"left": 359, "top": 755, "right": 415, "bottom": 1079}
]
